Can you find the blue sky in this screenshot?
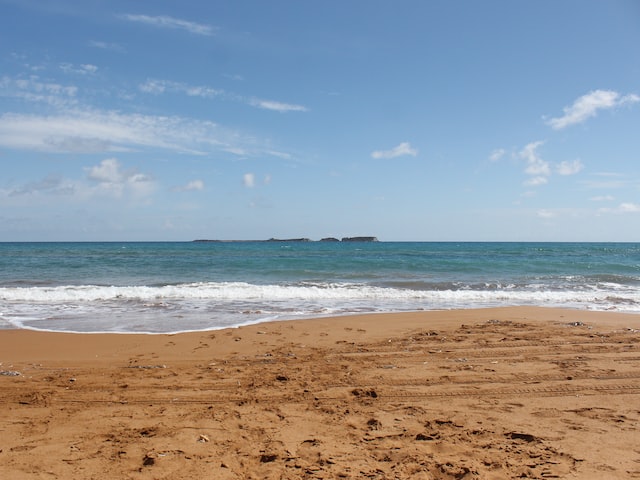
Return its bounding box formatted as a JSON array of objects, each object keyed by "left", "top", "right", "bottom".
[{"left": 1, "top": 0, "right": 639, "bottom": 241}]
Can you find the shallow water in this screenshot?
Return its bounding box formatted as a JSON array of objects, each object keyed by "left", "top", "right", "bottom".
[{"left": 1, "top": 241, "right": 638, "bottom": 332}]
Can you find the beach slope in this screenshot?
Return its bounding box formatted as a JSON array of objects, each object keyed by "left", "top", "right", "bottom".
[{"left": 1, "top": 307, "right": 639, "bottom": 479}]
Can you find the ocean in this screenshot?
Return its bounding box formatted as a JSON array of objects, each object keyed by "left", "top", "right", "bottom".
[{"left": 1, "top": 241, "right": 639, "bottom": 333}]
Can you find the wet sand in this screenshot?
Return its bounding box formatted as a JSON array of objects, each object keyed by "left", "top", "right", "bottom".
[{"left": 1, "top": 307, "right": 640, "bottom": 479}]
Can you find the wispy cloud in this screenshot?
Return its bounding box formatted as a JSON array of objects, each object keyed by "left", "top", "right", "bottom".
[
  {"left": 138, "top": 79, "right": 167, "bottom": 94},
  {"left": 6, "top": 174, "right": 75, "bottom": 198},
  {"left": 546, "top": 89, "right": 640, "bottom": 130},
  {"left": 139, "top": 79, "right": 222, "bottom": 98},
  {"left": 248, "top": 98, "right": 308, "bottom": 113},
  {"left": 537, "top": 209, "right": 557, "bottom": 219},
  {"left": 598, "top": 202, "right": 640, "bottom": 214},
  {"left": 139, "top": 78, "right": 308, "bottom": 113},
  {"left": 489, "top": 148, "right": 505, "bottom": 162},
  {"left": 371, "top": 142, "right": 418, "bottom": 159},
  {"left": 60, "top": 63, "right": 98, "bottom": 75},
  {"left": 579, "top": 172, "right": 631, "bottom": 190},
  {"left": 0, "top": 109, "right": 261, "bottom": 155},
  {"left": 617, "top": 203, "right": 640, "bottom": 213},
  {"left": 224, "top": 73, "right": 244, "bottom": 82},
  {"left": 524, "top": 176, "right": 548, "bottom": 187},
  {"left": 266, "top": 150, "right": 292, "bottom": 160},
  {"left": 173, "top": 180, "right": 205, "bottom": 192},
  {"left": 591, "top": 195, "right": 615, "bottom": 202},
  {"left": 1, "top": 69, "right": 302, "bottom": 167},
  {"left": 88, "top": 40, "right": 125, "bottom": 52},
  {"left": 556, "top": 159, "right": 584, "bottom": 176},
  {"left": 1, "top": 75, "right": 78, "bottom": 108},
  {"left": 120, "top": 14, "right": 215, "bottom": 36},
  {"left": 0, "top": 75, "right": 290, "bottom": 157}
]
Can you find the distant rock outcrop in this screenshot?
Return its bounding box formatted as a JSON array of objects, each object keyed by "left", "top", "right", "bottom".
[
  {"left": 266, "top": 238, "right": 311, "bottom": 242},
  {"left": 341, "top": 236, "right": 378, "bottom": 242},
  {"left": 193, "top": 236, "right": 378, "bottom": 243}
]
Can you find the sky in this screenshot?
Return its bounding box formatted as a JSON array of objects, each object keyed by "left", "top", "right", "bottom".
[{"left": 1, "top": 0, "right": 639, "bottom": 241}]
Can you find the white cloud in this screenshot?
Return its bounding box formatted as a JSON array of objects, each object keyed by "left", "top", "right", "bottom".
[
  {"left": 590, "top": 195, "right": 615, "bottom": 202},
  {"left": 537, "top": 209, "right": 556, "bottom": 218},
  {"left": 240, "top": 173, "right": 273, "bottom": 189},
  {"left": 3, "top": 159, "right": 155, "bottom": 203},
  {"left": 2, "top": 75, "right": 78, "bottom": 108},
  {"left": 0, "top": 109, "right": 260, "bottom": 156},
  {"left": 1, "top": 74, "right": 294, "bottom": 159},
  {"left": 519, "top": 142, "right": 585, "bottom": 186},
  {"left": 524, "top": 176, "right": 548, "bottom": 187},
  {"left": 82, "top": 64, "right": 98, "bottom": 74},
  {"left": 266, "top": 150, "right": 292, "bottom": 160},
  {"left": 139, "top": 79, "right": 166, "bottom": 94},
  {"left": 185, "top": 179, "right": 204, "bottom": 191},
  {"left": 546, "top": 90, "right": 640, "bottom": 130},
  {"left": 139, "top": 79, "right": 222, "bottom": 98},
  {"left": 60, "top": 63, "right": 98, "bottom": 75},
  {"left": 89, "top": 40, "right": 124, "bottom": 52},
  {"left": 120, "top": 14, "right": 215, "bottom": 36},
  {"left": 243, "top": 173, "right": 255, "bottom": 188},
  {"left": 224, "top": 146, "right": 248, "bottom": 156},
  {"left": 598, "top": 202, "right": 640, "bottom": 214},
  {"left": 139, "top": 79, "right": 305, "bottom": 113},
  {"left": 173, "top": 180, "right": 204, "bottom": 192},
  {"left": 87, "top": 158, "right": 122, "bottom": 183},
  {"left": 0, "top": 110, "right": 197, "bottom": 153},
  {"left": 5, "top": 174, "right": 75, "bottom": 198},
  {"left": 248, "top": 98, "right": 308, "bottom": 112},
  {"left": 519, "top": 141, "right": 550, "bottom": 177},
  {"left": 185, "top": 85, "right": 221, "bottom": 98},
  {"left": 556, "top": 159, "right": 584, "bottom": 176},
  {"left": 489, "top": 148, "right": 505, "bottom": 162},
  {"left": 85, "top": 158, "right": 155, "bottom": 199},
  {"left": 371, "top": 142, "right": 418, "bottom": 159},
  {"left": 618, "top": 203, "right": 640, "bottom": 213}
]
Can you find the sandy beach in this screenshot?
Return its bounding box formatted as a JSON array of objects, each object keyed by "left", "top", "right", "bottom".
[{"left": 1, "top": 306, "right": 639, "bottom": 479}]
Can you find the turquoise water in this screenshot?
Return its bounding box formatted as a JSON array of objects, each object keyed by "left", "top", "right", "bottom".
[{"left": 1, "top": 242, "right": 639, "bottom": 333}]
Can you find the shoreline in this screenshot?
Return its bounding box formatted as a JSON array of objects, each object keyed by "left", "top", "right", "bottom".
[
  {"left": 5, "top": 305, "right": 640, "bottom": 336},
  {"left": 2, "top": 306, "right": 639, "bottom": 360},
  {"left": 2, "top": 306, "right": 640, "bottom": 479}
]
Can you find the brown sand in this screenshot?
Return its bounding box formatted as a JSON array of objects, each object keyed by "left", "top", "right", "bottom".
[{"left": 1, "top": 306, "right": 639, "bottom": 479}]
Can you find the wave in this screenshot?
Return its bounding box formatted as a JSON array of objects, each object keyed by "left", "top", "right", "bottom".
[
  {"left": 2, "top": 281, "right": 639, "bottom": 333},
  {"left": 0, "top": 282, "right": 405, "bottom": 302},
  {"left": 1, "top": 282, "right": 639, "bottom": 317},
  {"left": 0, "top": 280, "right": 638, "bottom": 302}
]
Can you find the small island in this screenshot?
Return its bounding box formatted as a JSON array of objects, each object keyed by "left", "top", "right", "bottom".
[
  {"left": 266, "top": 238, "right": 311, "bottom": 242},
  {"left": 193, "top": 236, "right": 378, "bottom": 243},
  {"left": 341, "top": 236, "right": 378, "bottom": 242}
]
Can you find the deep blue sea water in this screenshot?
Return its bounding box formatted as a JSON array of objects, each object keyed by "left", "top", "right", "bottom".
[{"left": 1, "top": 241, "right": 639, "bottom": 333}]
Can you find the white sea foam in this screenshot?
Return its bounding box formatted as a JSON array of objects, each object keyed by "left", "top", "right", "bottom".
[
  {"left": 0, "top": 281, "right": 637, "bottom": 307},
  {"left": 1, "top": 280, "right": 639, "bottom": 333},
  {"left": 0, "top": 280, "right": 635, "bottom": 301}
]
